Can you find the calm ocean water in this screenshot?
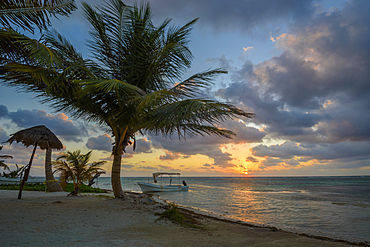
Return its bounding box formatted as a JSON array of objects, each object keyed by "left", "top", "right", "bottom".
[{"left": 93, "top": 176, "right": 370, "bottom": 243}]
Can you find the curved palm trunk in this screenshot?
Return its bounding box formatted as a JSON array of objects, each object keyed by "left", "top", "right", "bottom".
[
  {"left": 111, "top": 144, "right": 124, "bottom": 198},
  {"left": 45, "top": 148, "right": 63, "bottom": 192}
]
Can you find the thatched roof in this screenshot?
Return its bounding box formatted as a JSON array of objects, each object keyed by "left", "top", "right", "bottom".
[
  {"left": 0, "top": 155, "right": 13, "bottom": 159},
  {"left": 6, "top": 125, "right": 63, "bottom": 150}
]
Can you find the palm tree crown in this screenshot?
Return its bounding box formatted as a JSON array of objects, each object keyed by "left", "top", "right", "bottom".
[{"left": 0, "top": 0, "right": 255, "bottom": 197}]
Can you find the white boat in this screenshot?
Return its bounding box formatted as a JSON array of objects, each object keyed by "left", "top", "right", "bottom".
[
  {"left": 0, "top": 176, "right": 45, "bottom": 184},
  {"left": 138, "top": 172, "right": 189, "bottom": 192}
]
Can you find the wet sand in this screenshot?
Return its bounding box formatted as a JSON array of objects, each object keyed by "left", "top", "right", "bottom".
[{"left": 0, "top": 190, "right": 362, "bottom": 247}]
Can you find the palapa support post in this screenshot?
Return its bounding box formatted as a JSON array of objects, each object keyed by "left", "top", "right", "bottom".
[{"left": 18, "top": 141, "right": 38, "bottom": 199}]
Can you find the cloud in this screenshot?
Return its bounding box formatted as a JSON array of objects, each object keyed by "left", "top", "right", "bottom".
[
  {"left": 100, "top": 156, "right": 113, "bottom": 161},
  {"left": 126, "top": 138, "right": 159, "bottom": 154},
  {"left": 0, "top": 127, "right": 9, "bottom": 142},
  {"left": 159, "top": 151, "right": 182, "bottom": 161},
  {"left": 157, "top": 165, "right": 174, "bottom": 170},
  {"left": 86, "top": 134, "right": 112, "bottom": 152},
  {"left": 152, "top": 139, "right": 235, "bottom": 168},
  {"left": 221, "top": 120, "right": 266, "bottom": 144},
  {"left": 121, "top": 164, "right": 135, "bottom": 169},
  {"left": 246, "top": 156, "right": 259, "bottom": 163},
  {"left": 148, "top": 118, "right": 264, "bottom": 168},
  {"left": 205, "top": 54, "right": 233, "bottom": 70},
  {"left": 0, "top": 105, "right": 87, "bottom": 142},
  {"left": 253, "top": 141, "right": 370, "bottom": 162},
  {"left": 216, "top": 1, "right": 370, "bottom": 145},
  {"left": 200, "top": 163, "right": 216, "bottom": 170},
  {"left": 251, "top": 141, "right": 370, "bottom": 170},
  {"left": 122, "top": 153, "right": 134, "bottom": 159},
  {"left": 142, "top": 0, "right": 316, "bottom": 36},
  {"left": 243, "top": 46, "right": 254, "bottom": 53},
  {"left": 270, "top": 33, "right": 286, "bottom": 42},
  {"left": 137, "top": 166, "right": 158, "bottom": 170},
  {"left": 0, "top": 105, "right": 9, "bottom": 118},
  {"left": 66, "top": 0, "right": 318, "bottom": 41}
]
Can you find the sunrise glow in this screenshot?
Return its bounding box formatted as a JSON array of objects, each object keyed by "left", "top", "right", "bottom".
[{"left": 0, "top": 0, "right": 368, "bottom": 178}]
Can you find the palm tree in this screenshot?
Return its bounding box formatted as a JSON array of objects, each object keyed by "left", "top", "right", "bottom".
[
  {"left": 0, "top": 0, "right": 255, "bottom": 197},
  {"left": 53, "top": 150, "right": 106, "bottom": 195},
  {"left": 0, "top": 0, "right": 76, "bottom": 33}
]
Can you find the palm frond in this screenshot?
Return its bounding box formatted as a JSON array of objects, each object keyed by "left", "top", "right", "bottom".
[
  {"left": 1, "top": 0, "right": 255, "bottom": 159},
  {"left": 0, "top": 62, "right": 56, "bottom": 92},
  {"left": 81, "top": 78, "right": 144, "bottom": 96},
  {"left": 170, "top": 69, "right": 227, "bottom": 98},
  {"left": 142, "top": 99, "right": 255, "bottom": 139},
  {"left": 0, "top": 0, "right": 77, "bottom": 33},
  {"left": 0, "top": 161, "right": 10, "bottom": 171}
]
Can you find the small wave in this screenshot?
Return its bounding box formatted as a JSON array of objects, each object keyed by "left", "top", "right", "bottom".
[{"left": 332, "top": 202, "right": 370, "bottom": 208}]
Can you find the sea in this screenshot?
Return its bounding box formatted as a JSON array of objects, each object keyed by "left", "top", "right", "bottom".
[{"left": 92, "top": 176, "right": 370, "bottom": 244}]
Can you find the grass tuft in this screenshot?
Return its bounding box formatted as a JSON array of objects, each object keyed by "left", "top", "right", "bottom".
[{"left": 156, "top": 203, "right": 204, "bottom": 229}]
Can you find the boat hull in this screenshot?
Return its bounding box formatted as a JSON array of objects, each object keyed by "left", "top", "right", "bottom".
[
  {"left": 0, "top": 177, "right": 45, "bottom": 184},
  {"left": 137, "top": 182, "right": 189, "bottom": 192}
]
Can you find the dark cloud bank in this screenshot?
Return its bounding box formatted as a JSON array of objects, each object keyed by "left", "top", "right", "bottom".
[
  {"left": 215, "top": 1, "right": 370, "bottom": 172},
  {"left": 147, "top": 0, "right": 317, "bottom": 35},
  {"left": 0, "top": 105, "right": 87, "bottom": 142}
]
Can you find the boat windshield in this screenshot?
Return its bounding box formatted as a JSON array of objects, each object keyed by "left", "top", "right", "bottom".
[{"left": 153, "top": 172, "right": 180, "bottom": 183}]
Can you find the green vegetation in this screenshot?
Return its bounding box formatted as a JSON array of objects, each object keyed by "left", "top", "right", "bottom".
[
  {"left": 156, "top": 203, "right": 204, "bottom": 229},
  {"left": 0, "top": 182, "right": 106, "bottom": 193},
  {"left": 53, "top": 150, "right": 106, "bottom": 195}
]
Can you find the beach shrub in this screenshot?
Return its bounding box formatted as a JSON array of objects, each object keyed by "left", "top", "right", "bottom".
[
  {"left": 64, "top": 183, "right": 106, "bottom": 193},
  {"left": 157, "top": 204, "right": 186, "bottom": 223},
  {"left": 156, "top": 203, "right": 204, "bottom": 229}
]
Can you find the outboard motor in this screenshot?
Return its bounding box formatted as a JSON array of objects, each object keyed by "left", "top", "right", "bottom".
[{"left": 182, "top": 180, "right": 187, "bottom": 186}]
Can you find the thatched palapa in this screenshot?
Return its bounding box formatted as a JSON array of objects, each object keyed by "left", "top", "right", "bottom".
[
  {"left": 6, "top": 125, "right": 64, "bottom": 198},
  {"left": 6, "top": 125, "right": 63, "bottom": 150}
]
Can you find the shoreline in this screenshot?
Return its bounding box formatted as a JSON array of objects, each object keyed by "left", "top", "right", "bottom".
[
  {"left": 1, "top": 190, "right": 367, "bottom": 246},
  {"left": 153, "top": 196, "right": 369, "bottom": 246}
]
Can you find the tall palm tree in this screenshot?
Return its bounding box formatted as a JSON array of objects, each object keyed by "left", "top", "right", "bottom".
[
  {"left": 0, "top": 0, "right": 76, "bottom": 33},
  {"left": 0, "top": 0, "right": 255, "bottom": 197},
  {"left": 53, "top": 150, "right": 106, "bottom": 195}
]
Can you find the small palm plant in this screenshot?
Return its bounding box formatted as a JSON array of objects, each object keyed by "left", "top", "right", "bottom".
[
  {"left": 53, "top": 150, "right": 106, "bottom": 195},
  {"left": 0, "top": 145, "right": 12, "bottom": 173}
]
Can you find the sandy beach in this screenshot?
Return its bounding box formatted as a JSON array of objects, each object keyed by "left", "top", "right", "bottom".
[{"left": 0, "top": 190, "right": 360, "bottom": 247}]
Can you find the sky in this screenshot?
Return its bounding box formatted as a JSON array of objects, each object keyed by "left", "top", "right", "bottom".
[{"left": 1, "top": 0, "right": 370, "bottom": 177}]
